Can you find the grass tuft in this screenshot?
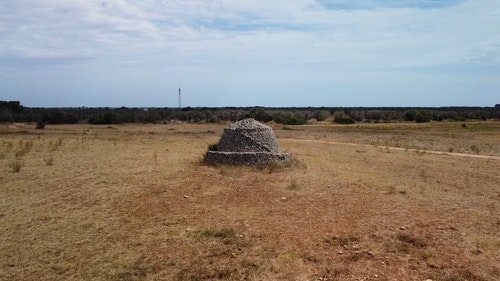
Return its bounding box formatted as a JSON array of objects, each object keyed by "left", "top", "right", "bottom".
[
  {"left": 432, "top": 269, "right": 488, "bottom": 281},
  {"left": 152, "top": 151, "right": 158, "bottom": 165},
  {"left": 470, "top": 145, "right": 480, "bottom": 154},
  {"left": 43, "top": 155, "right": 54, "bottom": 166},
  {"left": 216, "top": 164, "right": 243, "bottom": 176},
  {"left": 15, "top": 140, "right": 33, "bottom": 158},
  {"left": 266, "top": 156, "right": 307, "bottom": 174},
  {"left": 287, "top": 177, "right": 300, "bottom": 190},
  {"left": 201, "top": 142, "right": 219, "bottom": 164},
  {"left": 396, "top": 233, "right": 427, "bottom": 248},
  {"left": 475, "top": 236, "right": 500, "bottom": 255},
  {"left": 110, "top": 256, "right": 150, "bottom": 281},
  {"left": 385, "top": 241, "right": 411, "bottom": 254},
  {"left": 8, "top": 160, "right": 23, "bottom": 172},
  {"left": 386, "top": 185, "right": 396, "bottom": 194},
  {"left": 324, "top": 235, "right": 360, "bottom": 247},
  {"left": 49, "top": 138, "right": 63, "bottom": 151},
  {"left": 196, "top": 227, "right": 238, "bottom": 239}
]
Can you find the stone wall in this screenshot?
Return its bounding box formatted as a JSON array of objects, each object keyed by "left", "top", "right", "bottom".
[{"left": 205, "top": 151, "right": 290, "bottom": 166}]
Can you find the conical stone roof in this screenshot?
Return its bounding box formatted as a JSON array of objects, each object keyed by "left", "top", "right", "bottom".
[
  {"left": 205, "top": 118, "right": 290, "bottom": 166},
  {"left": 217, "top": 118, "right": 281, "bottom": 154}
]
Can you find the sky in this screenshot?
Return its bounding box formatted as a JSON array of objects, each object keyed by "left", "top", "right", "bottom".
[{"left": 0, "top": 0, "right": 499, "bottom": 108}]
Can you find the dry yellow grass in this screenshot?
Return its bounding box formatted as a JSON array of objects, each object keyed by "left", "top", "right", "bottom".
[{"left": 0, "top": 122, "right": 499, "bottom": 281}]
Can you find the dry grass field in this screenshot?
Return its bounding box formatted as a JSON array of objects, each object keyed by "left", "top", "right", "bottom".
[{"left": 1, "top": 121, "right": 499, "bottom": 281}]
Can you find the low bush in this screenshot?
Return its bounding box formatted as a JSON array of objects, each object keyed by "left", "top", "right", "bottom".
[
  {"left": 207, "top": 143, "right": 218, "bottom": 151},
  {"left": 35, "top": 120, "right": 46, "bottom": 129},
  {"left": 201, "top": 143, "right": 219, "bottom": 165},
  {"left": 334, "top": 117, "right": 355, "bottom": 124},
  {"left": 273, "top": 115, "right": 306, "bottom": 125}
]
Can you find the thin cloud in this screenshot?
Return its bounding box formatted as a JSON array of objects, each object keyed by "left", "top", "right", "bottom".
[{"left": 317, "top": 0, "right": 467, "bottom": 10}]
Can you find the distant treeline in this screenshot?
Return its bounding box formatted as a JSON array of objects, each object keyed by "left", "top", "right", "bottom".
[{"left": 1, "top": 101, "right": 499, "bottom": 125}]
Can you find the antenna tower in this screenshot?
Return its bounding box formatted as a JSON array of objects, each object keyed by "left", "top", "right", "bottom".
[{"left": 178, "top": 87, "right": 182, "bottom": 109}]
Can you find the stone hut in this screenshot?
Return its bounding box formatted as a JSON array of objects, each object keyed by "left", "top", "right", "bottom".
[{"left": 205, "top": 118, "right": 290, "bottom": 166}]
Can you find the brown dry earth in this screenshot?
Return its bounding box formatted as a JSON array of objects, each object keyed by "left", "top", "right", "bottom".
[{"left": 0, "top": 122, "right": 499, "bottom": 281}]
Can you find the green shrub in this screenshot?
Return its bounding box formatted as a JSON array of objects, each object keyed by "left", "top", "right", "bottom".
[
  {"left": 208, "top": 116, "right": 219, "bottom": 123},
  {"left": 207, "top": 143, "right": 218, "bottom": 151},
  {"left": 333, "top": 117, "right": 355, "bottom": 124},
  {"left": 201, "top": 143, "right": 218, "bottom": 165},
  {"left": 276, "top": 116, "right": 305, "bottom": 125}
]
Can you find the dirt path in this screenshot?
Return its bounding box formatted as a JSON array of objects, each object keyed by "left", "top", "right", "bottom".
[{"left": 282, "top": 138, "right": 500, "bottom": 161}]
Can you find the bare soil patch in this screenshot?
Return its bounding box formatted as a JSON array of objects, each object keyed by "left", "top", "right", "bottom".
[{"left": 1, "top": 122, "right": 499, "bottom": 281}]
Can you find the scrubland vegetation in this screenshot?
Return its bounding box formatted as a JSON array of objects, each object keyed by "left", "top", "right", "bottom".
[
  {"left": 1, "top": 101, "right": 499, "bottom": 125},
  {"left": 0, "top": 121, "right": 499, "bottom": 280}
]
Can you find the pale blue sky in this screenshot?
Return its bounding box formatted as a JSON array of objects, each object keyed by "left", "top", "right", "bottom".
[{"left": 0, "top": 0, "right": 499, "bottom": 107}]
